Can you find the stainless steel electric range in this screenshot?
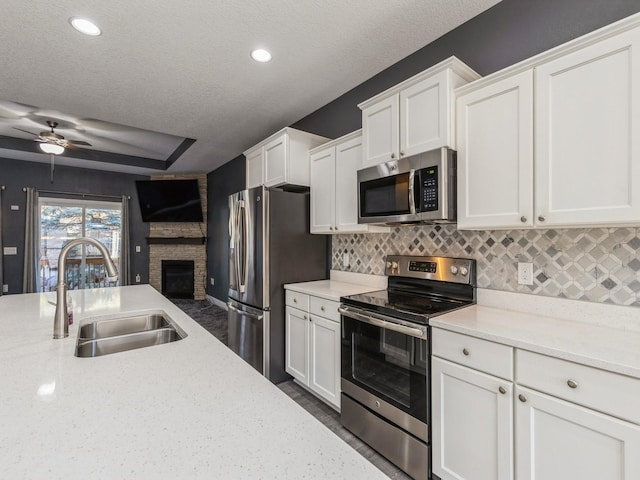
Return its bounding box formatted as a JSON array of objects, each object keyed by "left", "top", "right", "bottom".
[{"left": 339, "top": 255, "right": 477, "bottom": 480}]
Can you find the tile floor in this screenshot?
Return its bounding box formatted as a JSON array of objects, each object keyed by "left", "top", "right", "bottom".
[{"left": 171, "top": 299, "right": 413, "bottom": 480}]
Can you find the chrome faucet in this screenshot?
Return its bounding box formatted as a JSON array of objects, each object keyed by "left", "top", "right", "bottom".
[{"left": 54, "top": 237, "right": 119, "bottom": 339}]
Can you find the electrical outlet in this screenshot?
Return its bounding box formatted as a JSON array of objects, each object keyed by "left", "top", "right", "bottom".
[
  {"left": 10, "top": 205, "right": 19, "bottom": 211},
  {"left": 343, "top": 253, "right": 350, "bottom": 268},
  {"left": 2, "top": 284, "right": 8, "bottom": 293},
  {"left": 518, "top": 262, "right": 534, "bottom": 285},
  {"left": 210, "top": 277, "right": 215, "bottom": 286},
  {"left": 135, "top": 274, "right": 141, "bottom": 283}
]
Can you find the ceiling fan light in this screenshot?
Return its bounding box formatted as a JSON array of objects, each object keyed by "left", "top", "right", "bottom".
[
  {"left": 40, "top": 143, "right": 65, "bottom": 155},
  {"left": 69, "top": 17, "right": 102, "bottom": 36}
]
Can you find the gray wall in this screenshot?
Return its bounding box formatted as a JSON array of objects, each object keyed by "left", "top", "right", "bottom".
[
  {"left": 206, "top": 155, "right": 245, "bottom": 301},
  {"left": 292, "top": 0, "right": 640, "bottom": 139},
  {"left": 0, "top": 158, "right": 149, "bottom": 294}
]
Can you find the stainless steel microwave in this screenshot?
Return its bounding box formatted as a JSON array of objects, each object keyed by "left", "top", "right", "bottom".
[{"left": 357, "top": 147, "right": 456, "bottom": 225}]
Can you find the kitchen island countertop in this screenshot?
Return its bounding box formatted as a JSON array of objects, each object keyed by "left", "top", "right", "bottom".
[{"left": 0, "top": 285, "right": 388, "bottom": 479}]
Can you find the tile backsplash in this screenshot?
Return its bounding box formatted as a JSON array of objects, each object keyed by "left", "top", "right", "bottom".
[{"left": 332, "top": 225, "right": 640, "bottom": 307}]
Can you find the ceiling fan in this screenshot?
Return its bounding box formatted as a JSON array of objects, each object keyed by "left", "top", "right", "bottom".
[{"left": 13, "top": 120, "right": 92, "bottom": 154}]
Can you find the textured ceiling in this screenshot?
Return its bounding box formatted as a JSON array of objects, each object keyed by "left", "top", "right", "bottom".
[{"left": 0, "top": 0, "right": 501, "bottom": 175}]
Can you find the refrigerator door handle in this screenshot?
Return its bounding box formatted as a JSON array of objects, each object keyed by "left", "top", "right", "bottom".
[
  {"left": 228, "top": 300, "right": 264, "bottom": 321},
  {"left": 237, "top": 199, "right": 247, "bottom": 294}
]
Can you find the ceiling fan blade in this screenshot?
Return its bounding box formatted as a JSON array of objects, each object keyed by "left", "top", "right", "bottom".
[
  {"left": 12, "top": 126, "right": 39, "bottom": 136},
  {"left": 67, "top": 139, "right": 92, "bottom": 146},
  {"left": 64, "top": 142, "right": 88, "bottom": 152}
]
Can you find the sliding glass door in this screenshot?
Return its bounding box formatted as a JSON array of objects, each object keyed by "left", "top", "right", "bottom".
[{"left": 39, "top": 198, "right": 122, "bottom": 292}]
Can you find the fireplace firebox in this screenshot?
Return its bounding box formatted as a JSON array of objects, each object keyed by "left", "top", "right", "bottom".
[{"left": 161, "top": 260, "right": 195, "bottom": 299}]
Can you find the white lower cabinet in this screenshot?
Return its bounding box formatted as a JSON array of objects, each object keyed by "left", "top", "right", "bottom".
[
  {"left": 432, "top": 357, "right": 513, "bottom": 480},
  {"left": 515, "top": 385, "right": 640, "bottom": 480},
  {"left": 285, "top": 292, "right": 341, "bottom": 410},
  {"left": 431, "top": 327, "right": 640, "bottom": 480}
]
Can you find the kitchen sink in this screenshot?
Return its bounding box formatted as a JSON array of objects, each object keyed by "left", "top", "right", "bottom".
[
  {"left": 78, "top": 313, "right": 172, "bottom": 340},
  {"left": 75, "top": 312, "right": 186, "bottom": 358}
]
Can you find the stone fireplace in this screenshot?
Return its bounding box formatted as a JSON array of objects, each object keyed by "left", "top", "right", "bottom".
[{"left": 147, "top": 174, "right": 207, "bottom": 301}]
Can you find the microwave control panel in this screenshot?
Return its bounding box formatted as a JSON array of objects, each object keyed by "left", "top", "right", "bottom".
[{"left": 421, "top": 166, "right": 438, "bottom": 211}]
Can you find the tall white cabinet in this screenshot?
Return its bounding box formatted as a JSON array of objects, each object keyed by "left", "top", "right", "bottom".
[
  {"left": 309, "top": 130, "right": 388, "bottom": 234},
  {"left": 456, "top": 16, "right": 640, "bottom": 229},
  {"left": 359, "top": 57, "right": 480, "bottom": 169}
]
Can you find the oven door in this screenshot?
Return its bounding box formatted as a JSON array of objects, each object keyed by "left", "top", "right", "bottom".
[{"left": 339, "top": 305, "right": 429, "bottom": 437}]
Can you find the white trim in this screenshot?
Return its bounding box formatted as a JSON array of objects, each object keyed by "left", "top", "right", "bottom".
[
  {"left": 39, "top": 196, "right": 121, "bottom": 210},
  {"left": 206, "top": 294, "right": 228, "bottom": 311}
]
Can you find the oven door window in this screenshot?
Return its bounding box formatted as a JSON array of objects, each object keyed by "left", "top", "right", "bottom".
[
  {"left": 342, "top": 316, "right": 427, "bottom": 423},
  {"left": 359, "top": 173, "right": 411, "bottom": 217}
]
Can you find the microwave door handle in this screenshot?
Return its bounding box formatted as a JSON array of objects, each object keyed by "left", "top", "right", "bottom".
[
  {"left": 338, "top": 305, "right": 427, "bottom": 339},
  {"left": 408, "top": 169, "right": 417, "bottom": 214}
]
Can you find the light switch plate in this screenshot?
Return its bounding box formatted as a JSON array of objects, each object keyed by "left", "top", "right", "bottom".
[
  {"left": 10, "top": 205, "right": 19, "bottom": 211},
  {"left": 2, "top": 285, "right": 8, "bottom": 293},
  {"left": 3, "top": 247, "right": 17, "bottom": 255},
  {"left": 135, "top": 274, "right": 141, "bottom": 283},
  {"left": 135, "top": 245, "right": 141, "bottom": 253}
]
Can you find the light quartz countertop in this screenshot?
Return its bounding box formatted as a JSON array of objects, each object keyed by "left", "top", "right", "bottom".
[
  {"left": 430, "top": 289, "right": 640, "bottom": 379},
  {"left": 285, "top": 270, "right": 387, "bottom": 301},
  {"left": 0, "top": 285, "right": 388, "bottom": 480}
]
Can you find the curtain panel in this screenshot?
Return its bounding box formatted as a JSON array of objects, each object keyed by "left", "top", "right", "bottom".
[
  {"left": 120, "top": 195, "right": 131, "bottom": 286},
  {"left": 22, "top": 187, "right": 39, "bottom": 293}
]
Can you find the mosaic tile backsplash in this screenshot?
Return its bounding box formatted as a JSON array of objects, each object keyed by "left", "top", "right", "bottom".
[{"left": 332, "top": 225, "right": 640, "bottom": 307}]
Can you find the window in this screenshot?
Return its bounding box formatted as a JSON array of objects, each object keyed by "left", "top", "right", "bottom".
[{"left": 38, "top": 197, "right": 122, "bottom": 292}]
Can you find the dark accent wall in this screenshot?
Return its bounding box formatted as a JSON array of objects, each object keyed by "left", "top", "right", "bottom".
[
  {"left": 292, "top": 0, "right": 640, "bottom": 139},
  {"left": 0, "top": 158, "right": 149, "bottom": 294},
  {"left": 206, "top": 155, "right": 245, "bottom": 301}
]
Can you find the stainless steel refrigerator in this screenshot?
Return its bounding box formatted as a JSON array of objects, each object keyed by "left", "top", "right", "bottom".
[{"left": 228, "top": 186, "right": 327, "bottom": 383}]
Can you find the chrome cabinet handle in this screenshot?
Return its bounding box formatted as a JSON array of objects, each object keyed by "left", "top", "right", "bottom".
[
  {"left": 400, "top": 150, "right": 405, "bottom": 157},
  {"left": 567, "top": 379, "right": 578, "bottom": 389},
  {"left": 320, "top": 306, "right": 325, "bottom": 312},
  {"left": 520, "top": 216, "right": 527, "bottom": 223},
  {"left": 538, "top": 215, "right": 545, "bottom": 222},
  {"left": 518, "top": 394, "right": 527, "bottom": 403},
  {"left": 499, "top": 386, "right": 506, "bottom": 394},
  {"left": 293, "top": 298, "right": 297, "bottom": 303},
  {"left": 334, "top": 226, "right": 338, "bottom": 231},
  {"left": 303, "top": 315, "right": 307, "bottom": 320},
  {"left": 462, "top": 348, "right": 469, "bottom": 356},
  {"left": 391, "top": 153, "right": 395, "bottom": 159}
]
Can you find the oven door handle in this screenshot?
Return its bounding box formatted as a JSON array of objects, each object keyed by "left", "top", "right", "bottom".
[{"left": 338, "top": 305, "right": 427, "bottom": 339}]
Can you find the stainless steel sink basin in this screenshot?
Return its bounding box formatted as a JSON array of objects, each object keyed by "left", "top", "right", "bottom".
[
  {"left": 75, "top": 312, "right": 186, "bottom": 358},
  {"left": 78, "top": 313, "right": 172, "bottom": 340}
]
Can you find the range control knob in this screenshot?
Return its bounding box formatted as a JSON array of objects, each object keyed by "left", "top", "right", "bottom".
[
  {"left": 392, "top": 261, "right": 399, "bottom": 269},
  {"left": 450, "top": 265, "right": 459, "bottom": 275},
  {"left": 386, "top": 261, "right": 392, "bottom": 269},
  {"left": 460, "top": 266, "right": 469, "bottom": 276}
]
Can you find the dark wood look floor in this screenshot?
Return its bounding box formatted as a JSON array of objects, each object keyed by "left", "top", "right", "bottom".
[{"left": 172, "top": 299, "right": 413, "bottom": 480}]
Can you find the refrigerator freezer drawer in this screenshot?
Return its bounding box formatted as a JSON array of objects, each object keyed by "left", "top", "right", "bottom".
[{"left": 227, "top": 299, "right": 266, "bottom": 374}]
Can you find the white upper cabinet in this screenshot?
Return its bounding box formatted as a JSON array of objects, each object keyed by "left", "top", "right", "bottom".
[
  {"left": 309, "top": 130, "right": 389, "bottom": 234},
  {"left": 456, "top": 15, "right": 640, "bottom": 229},
  {"left": 360, "top": 57, "right": 480, "bottom": 169},
  {"left": 457, "top": 70, "right": 534, "bottom": 229},
  {"left": 245, "top": 127, "right": 329, "bottom": 189},
  {"left": 535, "top": 27, "right": 640, "bottom": 227}
]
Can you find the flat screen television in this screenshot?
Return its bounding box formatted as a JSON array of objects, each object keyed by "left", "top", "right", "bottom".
[{"left": 135, "top": 179, "right": 204, "bottom": 222}]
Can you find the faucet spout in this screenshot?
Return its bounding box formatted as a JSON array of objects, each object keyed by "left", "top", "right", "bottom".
[{"left": 53, "top": 237, "right": 119, "bottom": 339}]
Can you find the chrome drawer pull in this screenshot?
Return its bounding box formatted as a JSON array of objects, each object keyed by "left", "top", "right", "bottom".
[
  {"left": 320, "top": 306, "right": 325, "bottom": 312},
  {"left": 518, "top": 394, "right": 527, "bottom": 403},
  {"left": 293, "top": 298, "right": 297, "bottom": 303},
  {"left": 462, "top": 348, "right": 470, "bottom": 356},
  {"left": 499, "top": 386, "right": 506, "bottom": 394},
  {"left": 567, "top": 379, "right": 578, "bottom": 389}
]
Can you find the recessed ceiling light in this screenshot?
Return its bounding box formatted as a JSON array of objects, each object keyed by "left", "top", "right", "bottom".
[
  {"left": 69, "top": 17, "right": 102, "bottom": 36},
  {"left": 251, "top": 49, "right": 272, "bottom": 63}
]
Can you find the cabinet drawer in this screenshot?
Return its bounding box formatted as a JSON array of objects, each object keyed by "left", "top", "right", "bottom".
[
  {"left": 517, "top": 350, "right": 640, "bottom": 425},
  {"left": 309, "top": 296, "right": 340, "bottom": 322},
  {"left": 285, "top": 290, "right": 309, "bottom": 311},
  {"left": 432, "top": 328, "right": 514, "bottom": 380}
]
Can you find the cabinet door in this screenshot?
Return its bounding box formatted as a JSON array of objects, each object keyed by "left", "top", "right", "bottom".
[
  {"left": 335, "top": 134, "right": 368, "bottom": 233},
  {"left": 456, "top": 70, "right": 534, "bottom": 229},
  {"left": 264, "top": 134, "right": 288, "bottom": 187},
  {"left": 246, "top": 148, "right": 263, "bottom": 188},
  {"left": 516, "top": 386, "right": 640, "bottom": 480},
  {"left": 432, "top": 357, "right": 513, "bottom": 480},
  {"left": 308, "top": 315, "right": 340, "bottom": 409},
  {"left": 400, "top": 71, "right": 450, "bottom": 157},
  {"left": 285, "top": 306, "right": 309, "bottom": 384},
  {"left": 535, "top": 27, "right": 640, "bottom": 226},
  {"left": 362, "top": 95, "right": 399, "bottom": 168},
  {"left": 309, "top": 147, "right": 335, "bottom": 234}
]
